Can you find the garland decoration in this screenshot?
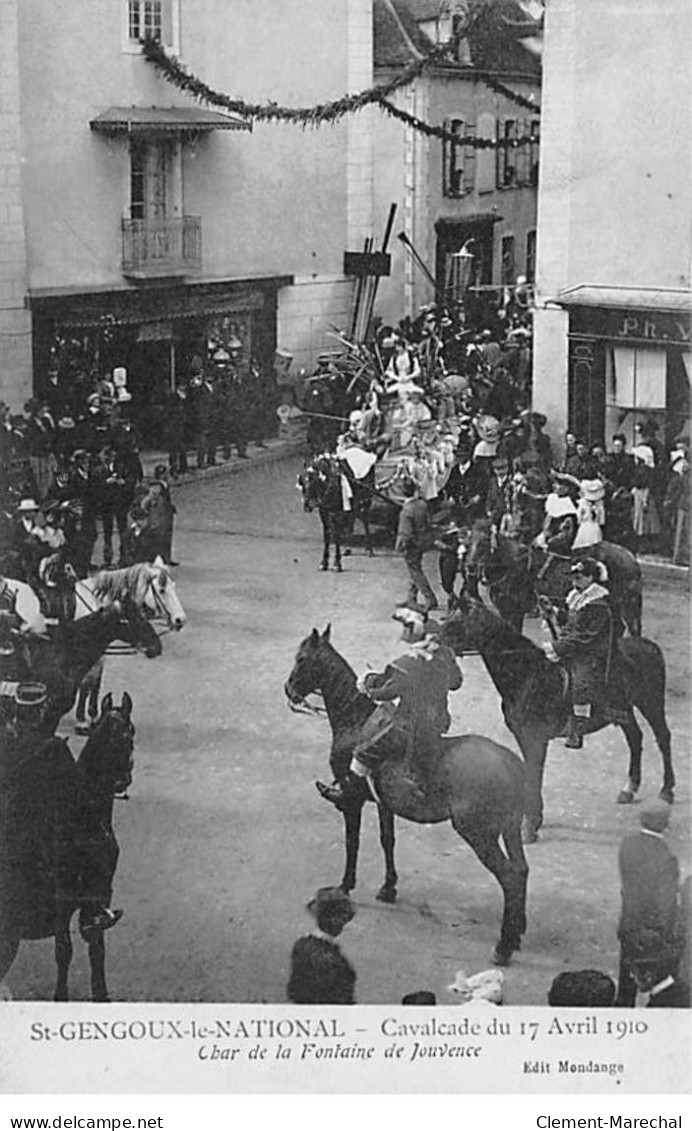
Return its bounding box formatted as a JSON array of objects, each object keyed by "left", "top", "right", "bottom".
[
  {"left": 379, "top": 98, "right": 539, "bottom": 148},
  {"left": 141, "top": 6, "right": 540, "bottom": 151}
]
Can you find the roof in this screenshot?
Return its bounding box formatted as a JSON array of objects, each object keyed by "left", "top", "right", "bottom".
[
  {"left": 374, "top": 0, "right": 432, "bottom": 66},
  {"left": 90, "top": 106, "right": 251, "bottom": 134},
  {"left": 556, "top": 285, "right": 692, "bottom": 314},
  {"left": 374, "top": 0, "right": 541, "bottom": 76}
]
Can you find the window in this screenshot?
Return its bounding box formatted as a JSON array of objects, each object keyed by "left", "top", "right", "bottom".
[
  {"left": 529, "top": 118, "right": 540, "bottom": 187},
  {"left": 501, "top": 234, "right": 515, "bottom": 286},
  {"left": 525, "top": 229, "right": 536, "bottom": 283},
  {"left": 124, "top": 0, "right": 178, "bottom": 53},
  {"left": 129, "top": 140, "right": 176, "bottom": 220},
  {"left": 496, "top": 119, "right": 517, "bottom": 188},
  {"left": 443, "top": 119, "right": 465, "bottom": 197},
  {"left": 443, "top": 119, "right": 476, "bottom": 197}
]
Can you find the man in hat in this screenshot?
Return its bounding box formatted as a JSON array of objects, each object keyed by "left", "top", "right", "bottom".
[
  {"left": 543, "top": 557, "right": 624, "bottom": 749},
  {"left": 12, "top": 500, "right": 44, "bottom": 582},
  {"left": 485, "top": 453, "right": 514, "bottom": 531},
  {"left": 396, "top": 479, "right": 438, "bottom": 611},
  {"left": 287, "top": 886, "right": 356, "bottom": 1004},
  {"left": 615, "top": 801, "right": 684, "bottom": 1006},
  {"left": 317, "top": 605, "right": 462, "bottom": 809}
]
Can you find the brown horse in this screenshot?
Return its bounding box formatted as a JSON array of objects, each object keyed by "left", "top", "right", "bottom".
[
  {"left": 284, "top": 626, "right": 528, "bottom": 964},
  {"left": 441, "top": 593, "right": 674, "bottom": 843},
  {"left": 0, "top": 693, "right": 135, "bottom": 1001},
  {"left": 463, "top": 519, "right": 643, "bottom": 635}
]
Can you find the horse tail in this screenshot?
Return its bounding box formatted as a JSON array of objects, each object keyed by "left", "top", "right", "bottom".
[{"left": 619, "top": 636, "right": 666, "bottom": 706}]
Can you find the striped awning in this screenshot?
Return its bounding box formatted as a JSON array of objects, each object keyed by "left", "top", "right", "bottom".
[{"left": 90, "top": 106, "right": 251, "bottom": 134}]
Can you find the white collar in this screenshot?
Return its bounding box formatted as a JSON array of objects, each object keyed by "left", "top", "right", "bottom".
[{"left": 640, "top": 828, "right": 664, "bottom": 840}]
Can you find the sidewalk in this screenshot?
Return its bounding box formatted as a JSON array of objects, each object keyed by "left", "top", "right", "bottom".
[{"left": 139, "top": 435, "right": 305, "bottom": 485}]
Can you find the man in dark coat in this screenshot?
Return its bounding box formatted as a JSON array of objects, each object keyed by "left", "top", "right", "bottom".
[
  {"left": 396, "top": 479, "right": 437, "bottom": 610},
  {"left": 287, "top": 887, "right": 356, "bottom": 1005},
  {"left": 485, "top": 453, "right": 514, "bottom": 530},
  {"left": 543, "top": 557, "right": 620, "bottom": 748},
  {"left": 317, "top": 605, "right": 462, "bottom": 808},
  {"left": 615, "top": 802, "right": 684, "bottom": 1007},
  {"left": 164, "top": 385, "right": 190, "bottom": 477}
]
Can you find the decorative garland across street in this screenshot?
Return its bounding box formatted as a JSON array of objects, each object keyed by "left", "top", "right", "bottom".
[
  {"left": 141, "top": 34, "right": 540, "bottom": 150},
  {"left": 380, "top": 98, "right": 539, "bottom": 147}
]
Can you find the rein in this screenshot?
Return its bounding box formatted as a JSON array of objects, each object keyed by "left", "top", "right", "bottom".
[{"left": 287, "top": 692, "right": 328, "bottom": 717}]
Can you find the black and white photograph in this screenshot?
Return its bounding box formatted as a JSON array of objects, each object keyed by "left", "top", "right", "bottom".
[{"left": 0, "top": 0, "right": 689, "bottom": 1098}]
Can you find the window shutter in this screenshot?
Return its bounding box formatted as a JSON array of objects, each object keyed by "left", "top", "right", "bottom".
[
  {"left": 477, "top": 113, "right": 495, "bottom": 193},
  {"left": 496, "top": 119, "right": 504, "bottom": 188},
  {"left": 516, "top": 120, "right": 530, "bottom": 186},
  {"left": 162, "top": 0, "right": 173, "bottom": 46},
  {"left": 463, "top": 123, "right": 476, "bottom": 192},
  {"left": 442, "top": 117, "right": 452, "bottom": 196}
]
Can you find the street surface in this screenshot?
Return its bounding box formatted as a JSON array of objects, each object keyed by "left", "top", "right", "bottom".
[{"left": 8, "top": 455, "right": 691, "bottom": 1004}]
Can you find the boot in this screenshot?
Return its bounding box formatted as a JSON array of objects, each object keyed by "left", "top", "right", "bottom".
[
  {"left": 79, "top": 906, "right": 124, "bottom": 940},
  {"left": 564, "top": 713, "right": 584, "bottom": 749},
  {"left": 316, "top": 775, "right": 364, "bottom": 812}
]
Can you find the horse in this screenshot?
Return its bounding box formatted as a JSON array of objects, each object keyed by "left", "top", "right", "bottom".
[
  {"left": 298, "top": 455, "right": 374, "bottom": 571},
  {"left": 72, "top": 559, "right": 186, "bottom": 733},
  {"left": 463, "top": 519, "right": 643, "bottom": 635},
  {"left": 284, "top": 626, "right": 528, "bottom": 965},
  {"left": 0, "top": 693, "right": 135, "bottom": 1001},
  {"left": 441, "top": 592, "right": 675, "bottom": 844},
  {"left": 17, "top": 603, "right": 161, "bottom": 732}
]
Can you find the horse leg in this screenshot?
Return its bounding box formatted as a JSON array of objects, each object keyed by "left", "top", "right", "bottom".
[
  {"left": 616, "top": 714, "right": 644, "bottom": 804},
  {"left": 361, "top": 506, "right": 374, "bottom": 558},
  {"left": 340, "top": 802, "right": 364, "bottom": 893},
  {"left": 333, "top": 515, "right": 343, "bottom": 572},
  {"left": 517, "top": 733, "right": 548, "bottom": 843},
  {"left": 628, "top": 700, "right": 674, "bottom": 805},
  {"left": 54, "top": 917, "right": 73, "bottom": 1002},
  {"left": 88, "top": 665, "right": 103, "bottom": 727},
  {"left": 451, "top": 814, "right": 522, "bottom": 965},
  {"left": 375, "top": 803, "right": 397, "bottom": 903},
  {"left": 319, "top": 511, "right": 329, "bottom": 571},
  {"left": 501, "top": 814, "right": 529, "bottom": 941},
  {"left": 88, "top": 932, "right": 110, "bottom": 1003},
  {"left": 0, "top": 934, "right": 20, "bottom": 993},
  {"left": 75, "top": 683, "right": 88, "bottom": 725}
]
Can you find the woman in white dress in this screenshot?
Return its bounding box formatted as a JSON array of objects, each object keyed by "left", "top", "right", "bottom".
[{"left": 573, "top": 478, "right": 606, "bottom": 549}]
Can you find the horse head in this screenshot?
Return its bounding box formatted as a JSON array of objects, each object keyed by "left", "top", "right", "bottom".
[
  {"left": 111, "top": 599, "right": 162, "bottom": 659},
  {"left": 440, "top": 592, "right": 493, "bottom": 656},
  {"left": 79, "top": 691, "right": 135, "bottom": 800},
  {"left": 298, "top": 457, "right": 334, "bottom": 513},
  {"left": 284, "top": 624, "right": 331, "bottom": 706},
  {"left": 146, "top": 558, "right": 187, "bottom": 632}
]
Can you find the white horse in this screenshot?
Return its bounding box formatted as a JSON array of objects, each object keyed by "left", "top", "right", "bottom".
[
  {"left": 74, "top": 557, "right": 186, "bottom": 631},
  {"left": 0, "top": 577, "right": 48, "bottom": 635},
  {"left": 72, "top": 558, "right": 186, "bottom": 733}
]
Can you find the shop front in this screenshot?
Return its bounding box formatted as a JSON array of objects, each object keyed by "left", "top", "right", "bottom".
[
  {"left": 28, "top": 275, "right": 291, "bottom": 447},
  {"left": 561, "top": 287, "right": 691, "bottom": 449}
]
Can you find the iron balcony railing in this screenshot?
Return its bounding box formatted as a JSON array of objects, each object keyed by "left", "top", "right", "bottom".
[{"left": 121, "top": 215, "right": 202, "bottom": 277}]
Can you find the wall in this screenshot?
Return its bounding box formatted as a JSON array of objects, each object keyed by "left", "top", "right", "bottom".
[
  {"left": 0, "top": 0, "right": 32, "bottom": 409},
  {"left": 372, "top": 67, "right": 540, "bottom": 325},
  {"left": 533, "top": 0, "right": 692, "bottom": 450}
]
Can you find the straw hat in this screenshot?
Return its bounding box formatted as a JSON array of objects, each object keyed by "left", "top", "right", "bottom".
[
  {"left": 17, "top": 498, "right": 39, "bottom": 513},
  {"left": 580, "top": 478, "right": 605, "bottom": 502}
]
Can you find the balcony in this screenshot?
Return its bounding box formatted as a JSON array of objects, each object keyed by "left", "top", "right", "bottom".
[{"left": 121, "top": 216, "right": 202, "bottom": 280}]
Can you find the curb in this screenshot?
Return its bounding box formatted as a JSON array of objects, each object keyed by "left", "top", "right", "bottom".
[
  {"left": 639, "top": 557, "right": 690, "bottom": 586},
  {"left": 140, "top": 439, "right": 305, "bottom": 487}
]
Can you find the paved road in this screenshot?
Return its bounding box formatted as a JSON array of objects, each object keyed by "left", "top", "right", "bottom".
[{"left": 9, "top": 456, "right": 691, "bottom": 1004}]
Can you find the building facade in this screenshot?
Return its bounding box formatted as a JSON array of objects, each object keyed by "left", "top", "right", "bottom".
[
  {"left": 371, "top": 0, "right": 541, "bottom": 328},
  {"left": 532, "top": 0, "right": 691, "bottom": 454},
  {"left": 0, "top": 0, "right": 375, "bottom": 414}
]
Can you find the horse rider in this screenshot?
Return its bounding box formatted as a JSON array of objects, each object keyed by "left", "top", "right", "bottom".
[
  {"left": 542, "top": 557, "right": 626, "bottom": 749},
  {"left": 316, "top": 605, "right": 462, "bottom": 809},
  {"left": 0, "top": 680, "right": 124, "bottom": 939}
]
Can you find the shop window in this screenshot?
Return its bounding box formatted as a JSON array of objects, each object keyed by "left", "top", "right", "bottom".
[
  {"left": 500, "top": 234, "right": 515, "bottom": 286},
  {"left": 442, "top": 119, "right": 475, "bottom": 196},
  {"left": 124, "top": 0, "right": 179, "bottom": 53}
]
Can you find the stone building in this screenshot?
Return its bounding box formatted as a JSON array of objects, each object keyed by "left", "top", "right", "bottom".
[{"left": 0, "top": 0, "right": 375, "bottom": 415}]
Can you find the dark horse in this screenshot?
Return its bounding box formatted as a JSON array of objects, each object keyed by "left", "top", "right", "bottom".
[
  {"left": 15, "top": 603, "right": 161, "bottom": 731},
  {"left": 0, "top": 693, "right": 135, "bottom": 1001},
  {"left": 284, "top": 626, "right": 528, "bottom": 964},
  {"left": 463, "top": 519, "right": 643, "bottom": 635},
  {"left": 298, "top": 455, "right": 374, "bottom": 571},
  {"left": 441, "top": 593, "right": 674, "bottom": 843}
]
